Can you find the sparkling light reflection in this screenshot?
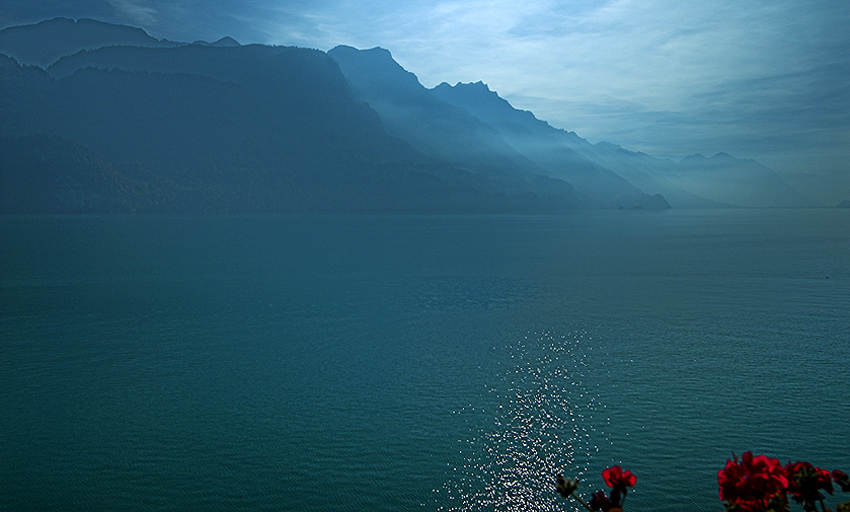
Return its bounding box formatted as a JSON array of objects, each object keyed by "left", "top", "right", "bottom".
[{"left": 437, "top": 330, "right": 607, "bottom": 511}]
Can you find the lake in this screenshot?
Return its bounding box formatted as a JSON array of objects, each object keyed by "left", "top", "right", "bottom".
[{"left": 1, "top": 209, "right": 848, "bottom": 511}]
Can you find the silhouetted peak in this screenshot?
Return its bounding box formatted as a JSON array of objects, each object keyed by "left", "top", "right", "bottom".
[
  {"left": 463, "top": 80, "right": 492, "bottom": 91},
  {"left": 434, "top": 80, "right": 493, "bottom": 94},
  {"left": 433, "top": 80, "right": 506, "bottom": 105},
  {"left": 680, "top": 153, "right": 707, "bottom": 164},
  {"left": 432, "top": 80, "right": 548, "bottom": 130},
  {"left": 328, "top": 45, "right": 423, "bottom": 92},
  {"left": 330, "top": 45, "right": 392, "bottom": 59},
  {"left": 329, "top": 46, "right": 403, "bottom": 72},
  {"left": 212, "top": 36, "right": 240, "bottom": 47},
  {"left": 191, "top": 36, "right": 241, "bottom": 47},
  {"left": 710, "top": 152, "right": 737, "bottom": 161},
  {"left": 329, "top": 44, "right": 355, "bottom": 53},
  {"left": 364, "top": 46, "right": 393, "bottom": 57}
]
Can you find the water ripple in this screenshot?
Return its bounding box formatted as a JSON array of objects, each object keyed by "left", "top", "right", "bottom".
[{"left": 438, "top": 330, "right": 606, "bottom": 512}]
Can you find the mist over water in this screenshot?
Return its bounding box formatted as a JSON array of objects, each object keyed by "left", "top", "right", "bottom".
[{"left": 1, "top": 210, "right": 848, "bottom": 511}]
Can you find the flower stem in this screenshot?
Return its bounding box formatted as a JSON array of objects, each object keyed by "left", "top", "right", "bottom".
[{"left": 569, "top": 491, "right": 594, "bottom": 512}]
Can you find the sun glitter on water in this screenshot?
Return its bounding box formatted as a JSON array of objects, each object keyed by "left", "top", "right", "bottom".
[{"left": 436, "top": 330, "right": 608, "bottom": 512}]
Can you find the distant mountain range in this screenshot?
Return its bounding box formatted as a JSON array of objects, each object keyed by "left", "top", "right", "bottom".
[{"left": 0, "top": 17, "right": 826, "bottom": 213}]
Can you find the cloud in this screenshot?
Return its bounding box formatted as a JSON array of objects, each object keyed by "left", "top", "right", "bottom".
[
  {"left": 107, "top": 0, "right": 157, "bottom": 25},
  {"left": 417, "top": 0, "right": 849, "bottom": 169}
]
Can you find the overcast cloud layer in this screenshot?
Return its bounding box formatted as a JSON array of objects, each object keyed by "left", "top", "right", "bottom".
[{"left": 2, "top": 0, "right": 848, "bottom": 179}]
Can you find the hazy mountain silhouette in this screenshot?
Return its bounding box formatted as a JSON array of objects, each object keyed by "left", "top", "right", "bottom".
[
  {"left": 44, "top": 44, "right": 579, "bottom": 212},
  {"left": 1, "top": 29, "right": 578, "bottom": 212},
  {"left": 0, "top": 17, "right": 817, "bottom": 213},
  {"left": 327, "top": 46, "right": 581, "bottom": 208},
  {"left": 0, "top": 17, "right": 178, "bottom": 67},
  {"left": 193, "top": 36, "right": 241, "bottom": 47},
  {"left": 674, "top": 153, "right": 817, "bottom": 208},
  {"left": 435, "top": 81, "right": 821, "bottom": 208},
  {"left": 431, "top": 81, "right": 673, "bottom": 209},
  {"left": 330, "top": 47, "right": 669, "bottom": 209}
]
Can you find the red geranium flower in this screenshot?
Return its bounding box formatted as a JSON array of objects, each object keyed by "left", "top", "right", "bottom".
[
  {"left": 719, "top": 457, "right": 747, "bottom": 502},
  {"left": 786, "top": 461, "right": 833, "bottom": 504},
  {"left": 588, "top": 490, "right": 613, "bottom": 511},
  {"left": 603, "top": 465, "right": 636, "bottom": 489},
  {"left": 718, "top": 452, "right": 788, "bottom": 506},
  {"left": 833, "top": 470, "right": 850, "bottom": 492}
]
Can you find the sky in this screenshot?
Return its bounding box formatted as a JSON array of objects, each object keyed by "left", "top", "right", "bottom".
[{"left": 2, "top": 0, "right": 848, "bottom": 180}]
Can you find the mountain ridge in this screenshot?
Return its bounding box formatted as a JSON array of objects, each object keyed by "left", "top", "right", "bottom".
[
  {"left": 0, "top": 17, "right": 820, "bottom": 213},
  {"left": 2, "top": 42, "right": 580, "bottom": 212},
  {"left": 0, "top": 17, "right": 179, "bottom": 67},
  {"left": 431, "top": 80, "right": 670, "bottom": 209}
]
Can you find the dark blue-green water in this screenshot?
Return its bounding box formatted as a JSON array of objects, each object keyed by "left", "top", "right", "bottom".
[{"left": 1, "top": 210, "right": 848, "bottom": 512}]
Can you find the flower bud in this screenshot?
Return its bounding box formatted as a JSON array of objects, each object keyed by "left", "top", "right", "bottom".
[{"left": 555, "top": 474, "right": 579, "bottom": 497}]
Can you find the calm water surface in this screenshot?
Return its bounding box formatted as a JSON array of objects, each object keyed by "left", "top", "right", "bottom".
[{"left": 1, "top": 210, "right": 848, "bottom": 511}]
